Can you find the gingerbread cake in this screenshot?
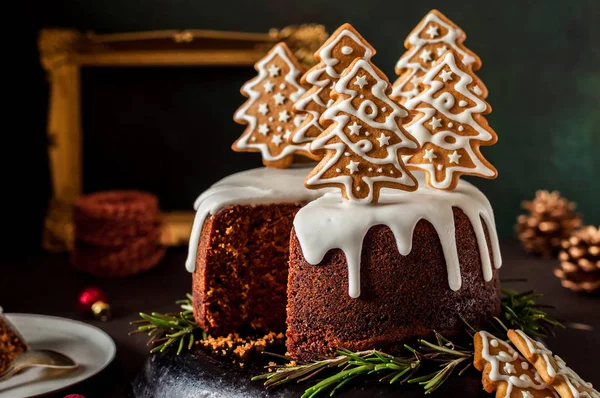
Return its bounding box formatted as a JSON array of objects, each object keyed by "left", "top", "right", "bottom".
[
  {"left": 186, "top": 20, "right": 503, "bottom": 362},
  {"left": 0, "top": 308, "right": 27, "bottom": 374},
  {"left": 186, "top": 172, "right": 502, "bottom": 358}
]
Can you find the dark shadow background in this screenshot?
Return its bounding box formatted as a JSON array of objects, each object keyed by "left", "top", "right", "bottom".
[{"left": 8, "top": 0, "right": 600, "bottom": 256}]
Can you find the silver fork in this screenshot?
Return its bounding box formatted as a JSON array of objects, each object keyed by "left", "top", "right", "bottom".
[{"left": 0, "top": 349, "right": 78, "bottom": 381}]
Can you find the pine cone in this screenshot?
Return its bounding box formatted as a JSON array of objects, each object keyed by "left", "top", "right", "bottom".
[
  {"left": 516, "top": 190, "right": 581, "bottom": 256},
  {"left": 554, "top": 226, "right": 600, "bottom": 293}
]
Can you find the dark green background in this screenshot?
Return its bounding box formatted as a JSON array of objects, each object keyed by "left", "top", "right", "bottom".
[{"left": 12, "top": 0, "right": 600, "bottom": 252}]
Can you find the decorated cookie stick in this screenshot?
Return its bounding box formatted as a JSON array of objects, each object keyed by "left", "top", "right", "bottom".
[
  {"left": 232, "top": 42, "right": 309, "bottom": 168},
  {"left": 474, "top": 331, "right": 559, "bottom": 398},
  {"left": 289, "top": 24, "right": 375, "bottom": 158},
  {"left": 508, "top": 329, "right": 600, "bottom": 398},
  {"left": 392, "top": 9, "right": 485, "bottom": 103},
  {"left": 404, "top": 50, "right": 497, "bottom": 190},
  {"left": 305, "top": 56, "right": 420, "bottom": 203}
]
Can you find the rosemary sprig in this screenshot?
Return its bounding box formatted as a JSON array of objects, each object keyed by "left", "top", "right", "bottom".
[
  {"left": 253, "top": 289, "right": 564, "bottom": 396},
  {"left": 252, "top": 349, "right": 421, "bottom": 398},
  {"left": 499, "top": 288, "right": 564, "bottom": 338},
  {"left": 129, "top": 293, "right": 205, "bottom": 355}
]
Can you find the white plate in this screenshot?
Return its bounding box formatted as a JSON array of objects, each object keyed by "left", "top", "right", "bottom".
[{"left": 0, "top": 313, "right": 116, "bottom": 398}]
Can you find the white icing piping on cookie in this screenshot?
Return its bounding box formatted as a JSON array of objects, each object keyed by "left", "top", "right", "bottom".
[
  {"left": 513, "top": 329, "right": 557, "bottom": 380},
  {"left": 554, "top": 355, "right": 600, "bottom": 398},
  {"left": 478, "top": 331, "right": 557, "bottom": 398},
  {"left": 294, "top": 175, "right": 502, "bottom": 298},
  {"left": 185, "top": 167, "right": 329, "bottom": 272},
  {"left": 319, "top": 29, "right": 374, "bottom": 80},
  {"left": 396, "top": 12, "right": 474, "bottom": 75},
  {"left": 392, "top": 11, "right": 478, "bottom": 100},
  {"left": 234, "top": 44, "right": 309, "bottom": 161}
]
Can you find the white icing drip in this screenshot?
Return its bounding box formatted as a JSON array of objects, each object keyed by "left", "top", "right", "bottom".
[
  {"left": 294, "top": 175, "right": 502, "bottom": 297},
  {"left": 185, "top": 167, "right": 330, "bottom": 272},
  {"left": 404, "top": 52, "right": 496, "bottom": 189},
  {"left": 478, "top": 331, "right": 558, "bottom": 398},
  {"left": 234, "top": 44, "right": 310, "bottom": 160}
]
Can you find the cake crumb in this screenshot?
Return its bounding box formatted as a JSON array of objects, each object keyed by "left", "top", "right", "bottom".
[{"left": 198, "top": 331, "right": 285, "bottom": 362}]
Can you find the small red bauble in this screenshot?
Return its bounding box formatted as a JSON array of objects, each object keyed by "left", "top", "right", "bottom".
[{"left": 77, "top": 287, "right": 111, "bottom": 321}]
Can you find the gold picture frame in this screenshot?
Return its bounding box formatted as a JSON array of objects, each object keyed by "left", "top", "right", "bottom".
[{"left": 39, "top": 25, "right": 327, "bottom": 252}]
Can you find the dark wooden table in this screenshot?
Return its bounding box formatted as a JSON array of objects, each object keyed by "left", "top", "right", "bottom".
[{"left": 1, "top": 240, "right": 598, "bottom": 397}]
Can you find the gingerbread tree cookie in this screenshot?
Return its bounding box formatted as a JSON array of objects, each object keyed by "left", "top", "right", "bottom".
[
  {"left": 474, "top": 331, "right": 559, "bottom": 398},
  {"left": 391, "top": 9, "right": 485, "bottom": 103},
  {"left": 289, "top": 24, "right": 375, "bottom": 159},
  {"left": 404, "top": 50, "right": 497, "bottom": 190},
  {"left": 304, "top": 58, "right": 420, "bottom": 203},
  {"left": 508, "top": 329, "right": 600, "bottom": 398},
  {"left": 232, "top": 42, "right": 309, "bottom": 168}
]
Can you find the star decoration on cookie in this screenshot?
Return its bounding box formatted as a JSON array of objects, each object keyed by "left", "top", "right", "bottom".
[
  {"left": 258, "top": 103, "right": 269, "bottom": 115},
  {"left": 429, "top": 117, "right": 442, "bottom": 129},
  {"left": 426, "top": 25, "right": 439, "bottom": 38},
  {"left": 436, "top": 45, "right": 448, "bottom": 57},
  {"left": 440, "top": 70, "right": 453, "bottom": 82},
  {"left": 258, "top": 124, "right": 270, "bottom": 135},
  {"left": 271, "top": 134, "right": 283, "bottom": 146},
  {"left": 448, "top": 151, "right": 461, "bottom": 164},
  {"left": 346, "top": 160, "right": 359, "bottom": 174},
  {"left": 377, "top": 133, "right": 390, "bottom": 147},
  {"left": 419, "top": 49, "right": 433, "bottom": 63},
  {"left": 354, "top": 75, "right": 368, "bottom": 88},
  {"left": 423, "top": 148, "right": 437, "bottom": 162},
  {"left": 348, "top": 122, "right": 361, "bottom": 136},
  {"left": 273, "top": 93, "right": 286, "bottom": 105},
  {"left": 263, "top": 81, "right": 274, "bottom": 93},
  {"left": 278, "top": 110, "right": 290, "bottom": 123},
  {"left": 268, "top": 65, "right": 280, "bottom": 77}
]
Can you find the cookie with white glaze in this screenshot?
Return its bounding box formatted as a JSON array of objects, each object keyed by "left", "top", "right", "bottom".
[
  {"left": 290, "top": 23, "right": 375, "bottom": 158},
  {"left": 508, "top": 329, "right": 600, "bottom": 398},
  {"left": 391, "top": 9, "right": 485, "bottom": 103},
  {"left": 232, "top": 42, "right": 308, "bottom": 168},
  {"left": 404, "top": 50, "right": 498, "bottom": 191},
  {"left": 305, "top": 56, "right": 420, "bottom": 203},
  {"left": 474, "top": 330, "right": 558, "bottom": 398}
]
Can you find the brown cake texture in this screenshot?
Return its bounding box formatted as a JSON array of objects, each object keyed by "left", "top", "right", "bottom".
[
  {"left": 0, "top": 312, "right": 27, "bottom": 374},
  {"left": 192, "top": 203, "right": 304, "bottom": 336},
  {"left": 286, "top": 208, "right": 501, "bottom": 361}
]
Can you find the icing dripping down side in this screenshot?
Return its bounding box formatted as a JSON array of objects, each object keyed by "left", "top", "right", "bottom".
[
  {"left": 185, "top": 167, "right": 329, "bottom": 272},
  {"left": 293, "top": 175, "right": 502, "bottom": 298}
]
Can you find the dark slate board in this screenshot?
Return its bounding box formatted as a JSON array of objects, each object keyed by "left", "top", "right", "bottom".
[{"left": 131, "top": 346, "right": 492, "bottom": 398}]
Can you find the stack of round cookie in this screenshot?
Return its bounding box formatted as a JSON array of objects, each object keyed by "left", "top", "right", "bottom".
[{"left": 71, "top": 191, "right": 166, "bottom": 277}]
